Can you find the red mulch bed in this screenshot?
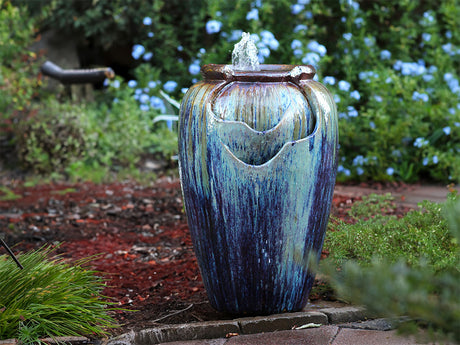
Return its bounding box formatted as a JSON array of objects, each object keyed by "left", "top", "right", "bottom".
[{"left": 0, "top": 177, "right": 411, "bottom": 336}]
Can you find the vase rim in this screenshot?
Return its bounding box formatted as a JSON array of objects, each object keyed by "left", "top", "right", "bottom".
[{"left": 201, "top": 64, "right": 316, "bottom": 82}]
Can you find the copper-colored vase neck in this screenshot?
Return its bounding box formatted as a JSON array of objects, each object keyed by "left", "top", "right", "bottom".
[{"left": 201, "top": 64, "right": 316, "bottom": 82}]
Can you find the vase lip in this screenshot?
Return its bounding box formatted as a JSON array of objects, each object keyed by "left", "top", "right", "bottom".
[{"left": 201, "top": 64, "right": 316, "bottom": 82}]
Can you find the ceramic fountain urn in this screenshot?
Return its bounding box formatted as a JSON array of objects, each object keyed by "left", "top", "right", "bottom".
[{"left": 178, "top": 64, "right": 338, "bottom": 314}]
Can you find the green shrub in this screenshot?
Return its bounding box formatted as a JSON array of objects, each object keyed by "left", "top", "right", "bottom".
[
  {"left": 15, "top": 100, "right": 91, "bottom": 174},
  {"left": 0, "top": 1, "right": 42, "bottom": 116},
  {"left": 324, "top": 193, "right": 459, "bottom": 271},
  {"left": 0, "top": 246, "right": 118, "bottom": 343}
]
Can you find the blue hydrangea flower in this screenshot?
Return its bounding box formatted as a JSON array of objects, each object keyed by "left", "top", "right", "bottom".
[
  {"left": 349, "top": 0, "right": 359, "bottom": 10},
  {"left": 353, "top": 155, "right": 365, "bottom": 166},
  {"left": 140, "top": 104, "right": 150, "bottom": 112},
  {"left": 260, "top": 30, "right": 279, "bottom": 50},
  {"left": 334, "top": 94, "right": 341, "bottom": 103},
  {"left": 163, "top": 80, "right": 178, "bottom": 93},
  {"left": 356, "top": 167, "right": 364, "bottom": 176},
  {"left": 148, "top": 81, "right": 157, "bottom": 89},
  {"left": 338, "top": 80, "right": 351, "bottom": 92},
  {"left": 143, "top": 52, "right": 153, "bottom": 61},
  {"left": 305, "top": 11, "right": 313, "bottom": 19},
  {"left": 422, "top": 11, "right": 434, "bottom": 24},
  {"left": 369, "top": 121, "right": 376, "bottom": 129},
  {"left": 385, "top": 77, "right": 392, "bottom": 83},
  {"left": 344, "top": 168, "right": 351, "bottom": 176},
  {"left": 412, "top": 91, "right": 429, "bottom": 102},
  {"left": 291, "top": 39, "right": 302, "bottom": 50},
  {"left": 423, "top": 157, "right": 429, "bottom": 166},
  {"left": 143, "top": 17, "right": 152, "bottom": 25},
  {"left": 148, "top": 32, "right": 154, "bottom": 38},
  {"left": 258, "top": 46, "right": 271, "bottom": 61},
  {"left": 112, "top": 80, "right": 120, "bottom": 88},
  {"left": 307, "top": 41, "right": 327, "bottom": 57},
  {"left": 359, "top": 71, "right": 378, "bottom": 83},
  {"left": 343, "top": 33, "right": 352, "bottom": 41},
  {"left": 301, "top": 52, "right": 320, "bottom": 66},
  {"left": 206, "top": 20, "right": 222, "bottom": 34},
  {"left": 347, "top": 106, "right": 358, "bottom": 117},
  {"left": 229, "top": 30, "right": 243, "bottom": 41},
  {"left": 432, "top": 155, "right": 438, "bottom": 164},
  {"left": 298, "top": 0, "right": 311, "bottom": 4},
  {"left": 413, "top": 137, "right": 428, "bottom": 148},
  {"left": 293, "top": 24, "right": 307, "bottom": 33},
  {"left": 380, "top": 50, "right": 391, "bottom": 60},
  {"left": 444, "top": 75, "right": 460, "bottom": 94},
  {"left": 246, "top": 8, "right": 259, "bottom": 20},
  {"left": 139, "top": 94, "right": 149, "bottom": 104},
  {"left": 132, "top": 44, "right": 145, "bottom": 60},
  {"left": 386, "top": 167, "right": 394, "bottom": 176},
  {"left": 291, "top": 4, "right": 304, "bottom": 15},
  {"left": 150, "top": 96, "right": 166, "bottom": 113},
  {"left": 364, "top": 37, "right": 375, "bottom": 47},
  {"left": 443, "top": 126, "right": 451, "bottom": 135},
  {"left": 354, "top": 17, "right": 364, "bottom": 28},
  {"left": 423, "top": 74, "right": 433, "bottom": 82},
  {"left": 350, "top": 90, "right": 361, "bottom": 100},
  {"left": 127, "top": 80, "right": 137, "bottom": 88},
  {"left": 189, "top": 63, "right": 200, "bottom": 75},
  {"left": 323, "top": 76, "right": 336, "bottom": 85},
  {"left": 293, "top": 49, "right": 303, "bottom": 57},
  {"left": 446, "top": 30, "right": 452, "bottom": 39},
  {"left": 422, "top": 33, "right": 431, "bottom": 42}
]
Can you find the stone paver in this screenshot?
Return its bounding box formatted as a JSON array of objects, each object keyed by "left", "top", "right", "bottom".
[
  {"left": 319, "top": 307, "right": 366, "bottom": 324},
  {"left": 134, "top": 321, "right": 240, "bottom": 345},
  {"left": 332, "top": 328, "right": 427, "bottom": 345},
  {"left": 334, "top": 184, "right": 458, "bottom": 208},
  {"left": 225, "top": 326, "right": 339, "bottom": 345},
  {"left": 236, "top": 311, "right": 327, "bottom": 335}
]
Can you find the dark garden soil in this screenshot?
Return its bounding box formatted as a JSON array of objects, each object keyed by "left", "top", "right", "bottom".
[{"left": 0, "top": 176, "right": 412, "bottom": 337}]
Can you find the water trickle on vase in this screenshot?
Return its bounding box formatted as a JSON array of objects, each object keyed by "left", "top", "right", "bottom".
[{"left": 231, "top": 32, "right": 260, "bottom": 71}]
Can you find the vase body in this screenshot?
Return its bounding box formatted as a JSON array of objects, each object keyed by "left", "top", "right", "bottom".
[{"left": 178, "top": 64, "right": 338, "bottom": 315}]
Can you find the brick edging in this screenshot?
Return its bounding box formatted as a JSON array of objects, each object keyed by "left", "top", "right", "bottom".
[{"left": 107, "top": 306, "right": 368, "bottom": 345}]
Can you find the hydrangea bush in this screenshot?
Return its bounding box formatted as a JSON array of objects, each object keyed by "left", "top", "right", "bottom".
[{"left": 19, "top": 0, "right": 460, "bottom": 182}]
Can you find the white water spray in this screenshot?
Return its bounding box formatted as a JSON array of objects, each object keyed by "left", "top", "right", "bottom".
[{"left": 231, "top": 32, "right": 260, "bottom": 71}]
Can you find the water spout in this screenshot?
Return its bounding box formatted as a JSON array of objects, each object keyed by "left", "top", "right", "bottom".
[{"left": 231, "top": 32, "right": 260, "bottom": 71}]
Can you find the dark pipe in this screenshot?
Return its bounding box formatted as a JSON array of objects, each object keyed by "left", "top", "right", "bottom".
[
  {"left": 40, "top": 61, "right": 115, "bottom": 84},
  {"left": 0, "top": 238, "right": 23, "bottom": 269}
]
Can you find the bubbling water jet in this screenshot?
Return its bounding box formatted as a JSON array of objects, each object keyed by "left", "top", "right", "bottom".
[{"left": 231, "top": 32, "right": 260, "bottom": 71}]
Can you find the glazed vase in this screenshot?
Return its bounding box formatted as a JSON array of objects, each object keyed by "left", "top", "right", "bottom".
[{"left": 178, "top": 64, "right": 338, "bottom": 315}]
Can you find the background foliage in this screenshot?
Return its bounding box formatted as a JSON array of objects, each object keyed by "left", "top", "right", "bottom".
[{"left": 2, "top": 0, "right": 459, "bottom": 182}]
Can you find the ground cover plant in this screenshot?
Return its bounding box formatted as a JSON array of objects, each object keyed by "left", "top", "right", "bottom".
[
  {"left": 322, "top": 192, "right": 460, "bottom": 343},
  {"left": 324, "top": 192, "right": 458, "bottom": 271},
  {"left": 0, "top": 246, "right": 119, "bottom": 343}
]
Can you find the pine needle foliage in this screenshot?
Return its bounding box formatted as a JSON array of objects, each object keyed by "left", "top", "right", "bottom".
[{"left": 0, "top": 246, "right": 119, "bottom": 344}]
